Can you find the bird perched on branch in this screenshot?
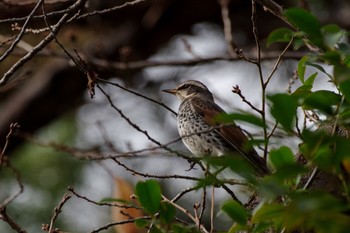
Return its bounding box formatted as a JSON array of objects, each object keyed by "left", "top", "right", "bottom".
[{"left": 163, "top": 80, "right": 269, "bottom": 177}]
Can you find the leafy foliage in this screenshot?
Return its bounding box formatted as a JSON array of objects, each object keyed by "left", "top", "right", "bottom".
[
  {"left": 2, "top": 3, "right": 350, "bottom": 233},
  {"left": 130, "top": 6, "right": 350, "bottom": 233}
]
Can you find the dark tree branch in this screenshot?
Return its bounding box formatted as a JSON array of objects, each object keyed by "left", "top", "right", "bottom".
[
  {"left": 0, "top": 0, "right": 87, "bottom": 86},
  {"left": 0, "top": 207, "right": 27, "bottom": 233}
]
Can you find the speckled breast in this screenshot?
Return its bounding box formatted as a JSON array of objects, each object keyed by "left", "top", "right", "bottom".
[{"left": 177, "top": 100, "right": 229, "bottom": 156}]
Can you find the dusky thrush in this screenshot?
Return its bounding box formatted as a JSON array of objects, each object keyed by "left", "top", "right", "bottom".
[{"left": 163, "top": 80, "right": 269, "bottom": 177}]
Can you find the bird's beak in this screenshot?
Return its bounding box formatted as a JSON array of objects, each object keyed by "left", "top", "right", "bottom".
[{"left": 162, "top": 88, "right": 177, "bottom": 95}]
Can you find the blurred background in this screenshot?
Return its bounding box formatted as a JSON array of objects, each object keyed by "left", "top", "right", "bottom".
[{"left": 0, "top": 0, "right": 349, "bottom": 232}]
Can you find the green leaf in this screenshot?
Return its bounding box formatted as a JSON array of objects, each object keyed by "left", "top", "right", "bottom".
[
  {"left": 340, "top": 108, "right": 350, "bottom": 125},
  {"left": 292, "top": 72, "right": 317, "bottom": 99},
  {"left": 304, "top": 72, "right": 318, "bottom": 86},
  {"left": 149, "top": 226, "right": 163, "bottom": 233},
  {"left": 334, "top": 63, "right": 350, "bottom": 83},
  {"left": 215, "top": 112, "right": 265, "bottom": 127},
  {"left": 256, "top": 177, "right": 290, "bottom": 201},
  {"left": 272, "top": 164, "right": 308, "bottom": 180},
  {"left": 252, "top": 203, "right": 284, "bottom": 224},
  {"left": 305, "top": 61, "right": 333, "bottom": 79},
  {"left": 268, "top": 94, "right": 298, "bottom": 132},
  {"left": 251, "top": 222, "right": 271, "bottom": 233},
  {"left": 207, "top": 155, "right": 256, "bottom": 181},
  {"left": 228, "top": 223, "right": 248, "bottom": 233},
  {"left": 253, "top": 192, "right": 350, "bottom": 232},
  {"left": 303, "top": 90, "right": 341, "bottom": 114},
  {"left": 344, "top": 55, "right": 350, "bottom": 68},
  {"left": 335, "top": 137, "right": 350, "bottom": 162},
  {"left": 322, "top": 24, "right": 345, "bottom": 48},
  {"left": 340, "top": 80, "right": 350, "bottom": 103},
  {"left": 298, "top": 56, "right": 308, "bottom": 83},
  {"left": 292, "top": 37, "right": 305, "bottom": 50},
  {"left": 135, "top": 218, "right": 149, "bottom": 227},
  {"left": 172, "top": 224, "right": 200, "bottom": 233},
  {"left": 268, "top": 146, "right": 295, "bottom": 170},
  {"left": 221, "top": 200, "right": 249, "bottom": 225},
  {"left": 300, "top": 129, "right": 342, "bottom": 171},
  {"left": 159, "top": 202, "right": 176, "bottom": 224},
  {"left": 285, "top": 8, "right": 324, "bottom": 48},
  {"left": 322, "top": 50, "right": 341, "bottom": 65},
  {"left": 99, "top": 197, "right": 138, "bottom": 207},
  {"left": 267, "top": 28, "right": 294, "bottom": 47},
  {"left": 135, "top": 180, "right": 161, "bottom": 214}
]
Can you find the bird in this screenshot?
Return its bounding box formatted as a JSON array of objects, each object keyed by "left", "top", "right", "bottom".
[{"left": 162, "top": 80, "right": 269, "bottom": 177}]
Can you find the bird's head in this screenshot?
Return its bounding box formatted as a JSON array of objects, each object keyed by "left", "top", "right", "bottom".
[{"left": 162, "top": 80, "right": 213, "bottom": 101}]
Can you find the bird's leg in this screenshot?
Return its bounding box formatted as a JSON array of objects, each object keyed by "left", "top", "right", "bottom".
[
  {"left": 186, "top": 159, "right": 199, "bottom": 171},
  {"left": 247, "top": 192, "right": 257, "bottom": 204}
]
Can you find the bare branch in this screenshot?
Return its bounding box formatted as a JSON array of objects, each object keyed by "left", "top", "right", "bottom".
[
  {"left": 68, "top": 187, "right": 139, "bottom": 209},
  {"left": 97, "top": 78, "right": 177, "bottom": 116},
  {"left": 42, "top": 3, "right": 88, "bottom": 74},
  {"left": 0, "top": 207, "right": 27, "bottom": 233},
  {"left": 164, "top": 195, "right": 210, "bottom": 233},
  {"left": 90, "top": 216, "right": 151, "bottom": 233},
  {"left": 254, "top": 0, "right": 294, "bottom": 28},
  {"left": 110, "top": 157, "right": 201, "bottom": 181},
  {"left": 0, "top": 0, "right": 87, "bottom": 86},
  {"left": 76, "top": 0, "right": 146, "bottom": 21},
  {"left": 232, "top": 85, "right": 262, "bottom": 114},
  {"left": 0, "top": 165, "right": 24, "bottom": 208},
  {"left": 264, "top": 37, "right": 295, "bottom": 87},
  {"left": 96, "top": 83, "right": 193, "bottom": 161},
  {"left": 0, "top": 0, "right": 44, "bottom": 63},
  {"left": 218, "top": 0, "right": 236, "bottom": 57},
  {"left": 47, "top": 193, "right": 71, "bottom": 233},
  {"left": 1, "top": 123, "right": 20, "bottom": 165},
  {"left": 88, "top": 51, "right": 305, "bottom": 71}
]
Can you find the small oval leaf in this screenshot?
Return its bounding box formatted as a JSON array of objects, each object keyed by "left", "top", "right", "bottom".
[
  {"left": 267, "top": 28, "right": 294, "bottom": 47},
  {"left": 285, "top": 8, "right": 324, "bottom": 48},
  {"left": 136, "top": 180, "right": 162, "bottom": 214},
  {"left": 268, "top": 146, "right": 296, "bottom": 170},
  {"left": 268, "top": 94, "right": 298, "bottom": 132},
  {"left": 221, "top": 200, "right": 248, "bottom": 225}
]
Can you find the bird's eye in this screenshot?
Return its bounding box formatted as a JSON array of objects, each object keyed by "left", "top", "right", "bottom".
[{"left": 178, "top": 84, "right": 189, "bottom": 90}]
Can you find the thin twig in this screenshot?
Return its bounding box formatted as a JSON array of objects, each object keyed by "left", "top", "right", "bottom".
[
  {"left": 0, "top": 0, "right": 145, "bottom": 24},
  {"left": 110, "top": 157, "right": 200, "bottom": 181},
  {"left": 96, "top": 83, "right": 204, "bottom": 164},
  {"left": 219, "top": 0, "right": 236, "bottom": 57},
  {"left": 0, "top": 165, "right": 24, "bottom": 208},
  {"left": 47, "top": 193, "right": 71, "bottom": 233},
  {"left": 171, "top": 186, "right": 199, "bottom": 202},
  {"left": 0, "top": 0, "right": 87, "bottom": 86},
  {"left": 0, "top": 0, "right": 44, "bottom": 63},
  {"left": 42, "top": 3, "right": 88, "bottom": 74},
  {"left": 90, "top": 216, "right": 151, "bottom": 233},
  {"left": 199, "top": 188, "right": 206, "bottom": 223},
  {"left": 210, "top": 186, "right": 215, "bottom": 233},
  {"left": 251, "top": 0, "right": 269, "bottom": 160},
  {"left": 162, "top": 196, "right": 210, "bottom": 233},
  {"left": 89, "top": 51, "right": 305, "bottom": 71},
  {"left": 264, "top": 37, "right": 295, "bottom": 87},
  {"left": 303, "top": 167, "right": 318, "bottom": 190},
  {"left": 0, "top": 207, "right": 27, "bottom": 233},
  {"left": 0, "top": 123, "right": 20, "bottom": 166},
  {"left": 68, "top": 187, "right": 138, "bottom": 209},
  {"left": 97, "top": 78, "right": 177, "bottom": 116},
  {"left": 76, "top": 0, "right": 146, "bottom": 21},
  {"left": 232, "top": 85, "right": 262, "bottom": 114},
  {"left": 267, "top": 121, "right": 278, "bottom": 139},
  {"left": 254, "top": 0, "right": 293, "bottom": 27}
]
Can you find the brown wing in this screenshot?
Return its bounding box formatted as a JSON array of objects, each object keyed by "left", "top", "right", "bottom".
[{"left": 190, "top": 97, "right": 269, "bottom": 176}]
